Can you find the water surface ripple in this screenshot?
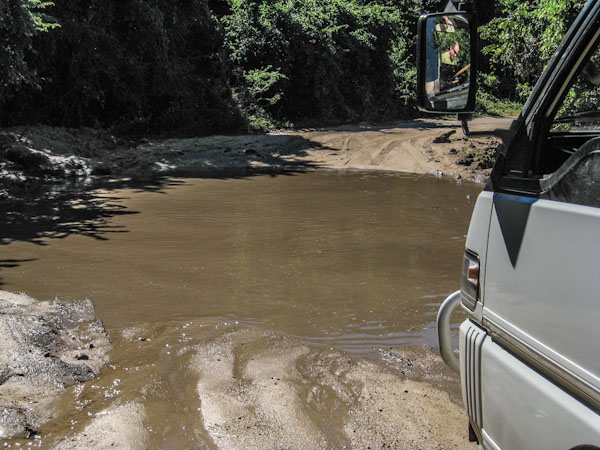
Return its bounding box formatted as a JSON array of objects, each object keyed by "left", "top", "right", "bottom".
[{"left": 1, "top": 171, "right": 479, "bottom": 354}]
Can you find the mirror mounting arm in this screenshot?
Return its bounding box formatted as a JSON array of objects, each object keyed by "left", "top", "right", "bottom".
[
  {"left": 445, "top": 0, "right": 475, "bottom": 12},
  {"left": 458, "top": 113, "right": 473, "bottom": 135}
]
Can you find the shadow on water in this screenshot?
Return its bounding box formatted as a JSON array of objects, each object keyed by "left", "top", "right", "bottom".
[
  {"left": 0, "top": 151, "right": 315, "bottom": 248},
  {"left": 1, "top": 179, "right": 169, "bottom": 247},
  {"left": 0, "top": 259, "right": 37, "bottom": 288},
  {"left": 0, "top": 127, "right": 446, "bottom": 278}
]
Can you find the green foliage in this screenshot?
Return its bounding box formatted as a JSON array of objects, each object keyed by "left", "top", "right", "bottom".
[
  {"left": 476, "top": 91, "right": 522, "bottom": 117},
  {"left": 480, "top": 0, "right": 585, "bottom": 91},
  {"left": 9, "top": 0, "right": 584, "bottom": 134},
  {"left": 553, "top": 50, "right": 600, "bottom": 130},
  {"left": 26, "top": 1, "right": 59, "bottom": 31},
  {"left": 475, "top": 73, "right": 522, "bottom": 116},
  {"left": 233, "top": 66, "right": 288, "bottom": 131},
  {"left": 221, "top": 0, "right": 420, "bottom": 128},
  {"left": 2, "top": 0, "right": 423, "bottom": 133},
  {"left": 3, "top": 0, "right": 243, "bottom": 135},
  {"left": 0, "top": 0, "right": 58, "bottom": 101}
]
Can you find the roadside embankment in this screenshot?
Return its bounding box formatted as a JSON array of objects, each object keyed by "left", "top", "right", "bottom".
[{"left": 0, "top": 117, "right": 512, "bottom": 187}]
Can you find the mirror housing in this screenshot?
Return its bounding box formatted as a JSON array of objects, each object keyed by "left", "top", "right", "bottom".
[{"left": 417, "top": 12, "right": 478, "bottom": 114}]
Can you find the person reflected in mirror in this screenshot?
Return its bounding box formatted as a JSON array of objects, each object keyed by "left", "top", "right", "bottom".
[
  {"left": 439, "top": 41, "right": 460, "bottom": 91},
  {"left": 425, "top": 17, "right": 456, "bottom": 99}
]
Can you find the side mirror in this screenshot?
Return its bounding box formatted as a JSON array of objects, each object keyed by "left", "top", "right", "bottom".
[{"left": 417, "top": 12, "right": 478, "bottom": 113}]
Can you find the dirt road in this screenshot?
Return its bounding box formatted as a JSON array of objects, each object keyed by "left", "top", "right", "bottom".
[{"left": 275, "top": 116, "right": 511, "bottom": 181}]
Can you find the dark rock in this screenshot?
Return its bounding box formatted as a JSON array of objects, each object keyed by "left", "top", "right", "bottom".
[
  {"left": 0, "top": 131, "right": 91, "bottom": 179},
  {"left": 432, "top": 130, "right": 456, "bottom": 144},
  {"left": 4, "top": 145, "right": 51, "bottom": 173}
]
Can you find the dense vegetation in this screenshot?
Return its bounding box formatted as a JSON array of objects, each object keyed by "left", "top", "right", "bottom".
[
  {"left": 480, "top": 0, "right": 586, "bottom": 102},
  {"left": 0, "top": 0, "right": 590, "bottom": 135}
]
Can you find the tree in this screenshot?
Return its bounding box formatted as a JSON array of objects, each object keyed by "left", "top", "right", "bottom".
[
  {"left": 0, "top": 0, "right": 58, "bottom": 101},
  {"left": 480, "top": 0, "right": 585, "bottom": 100}
]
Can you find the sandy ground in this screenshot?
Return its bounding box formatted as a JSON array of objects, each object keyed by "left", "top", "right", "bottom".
[
  {"left": 190, "top": 328, "right": 473, "bottom": 450},
  {"left": 0, "top": 116, "right": 513, "bottom": 184},
  {"left": 269, "top": 116, "right": 511, "bottom": 182}
]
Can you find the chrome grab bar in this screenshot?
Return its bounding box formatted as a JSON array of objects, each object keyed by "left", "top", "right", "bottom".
[{"left": 437, "top": 290, "right": 461, "bottom": 373}]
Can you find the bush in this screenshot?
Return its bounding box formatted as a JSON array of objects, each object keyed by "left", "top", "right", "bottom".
[
  {"left": 2, "top": 0, "right": 243, "bottom": 135},
  {"left": 1, "top": 0, "right": 428, "bottom": 134},
  {"left": 221, "top": 0, "right": 420, "bottom": 128},
  {"left": 480, "top": 0, "right": 585, "bottom": 96}
]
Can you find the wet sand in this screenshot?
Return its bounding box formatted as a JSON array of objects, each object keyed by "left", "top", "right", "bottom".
[{"left": 38, "top": 322, "right": 474, "bottom": 449}]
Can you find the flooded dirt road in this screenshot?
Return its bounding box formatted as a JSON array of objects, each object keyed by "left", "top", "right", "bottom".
[{"left": 0, "top": 171, "right": 480, "bottom": 448}]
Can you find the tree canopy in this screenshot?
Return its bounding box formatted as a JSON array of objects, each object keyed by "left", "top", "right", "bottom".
[{"left": 0, "top": 0, "right": 591, "bottom": 134}]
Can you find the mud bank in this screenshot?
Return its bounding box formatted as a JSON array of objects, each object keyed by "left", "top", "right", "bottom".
[
  {"left": 0, "top": 117, "right": 511, "bottom": 186},
  {"left": 0, "top": 291, "right": 110, "bottom": 440}
]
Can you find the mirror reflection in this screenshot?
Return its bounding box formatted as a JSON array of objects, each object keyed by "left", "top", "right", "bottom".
[{"left": 424, "top": 15, "right": 471, "bottom": 110}]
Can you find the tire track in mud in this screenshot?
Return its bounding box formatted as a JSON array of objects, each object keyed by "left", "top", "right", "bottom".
[
  {"left": 369, "top": 139, "right": 401, "bottom": 166},
  {"left": 341, "top": 135, "right": 361, "bottom": 166},
  {"left": 292, "top": 119, "right": 507, "bottom": 181},
  {"left": 191, "top": 329, "right": 330, "bottom": 449}
]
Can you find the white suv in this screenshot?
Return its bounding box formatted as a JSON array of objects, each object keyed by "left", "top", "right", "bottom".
[{"left": 418, "top": 1, "right": 600, "bottom": 448}]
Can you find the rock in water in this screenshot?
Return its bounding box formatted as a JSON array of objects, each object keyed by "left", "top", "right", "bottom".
[{"left": 0, "top": 291, "right": 110, "bottom": 439}]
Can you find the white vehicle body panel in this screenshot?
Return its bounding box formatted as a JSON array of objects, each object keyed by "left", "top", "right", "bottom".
[
  {"left": 429, "top": 0, "right": 600, "bottom": 446},
  {"left": 480, "top": 335, "right": 600, "bottom": 449},
  {"left": 484, "top": 195, "right": 600, "bottom": 390}
]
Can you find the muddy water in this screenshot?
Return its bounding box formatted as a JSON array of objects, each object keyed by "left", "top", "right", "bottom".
[{"left": 0, "top": 171, "right": 480, "bottom": 447}]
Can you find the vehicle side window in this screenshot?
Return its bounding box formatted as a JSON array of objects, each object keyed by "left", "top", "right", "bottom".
[
  {"left": 551, "top": 45, "right": 600, "bottom": 134},
  {"left": 537, "top": 42, "right": 600, "bottom": 208},
  {"left": 541, "top": 137, "right": 600, "bottom": 208}
]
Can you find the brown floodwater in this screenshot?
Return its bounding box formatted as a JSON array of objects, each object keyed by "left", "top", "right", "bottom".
[{"left": 0, "top": 170, "right": 480, "bottom": 447}]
